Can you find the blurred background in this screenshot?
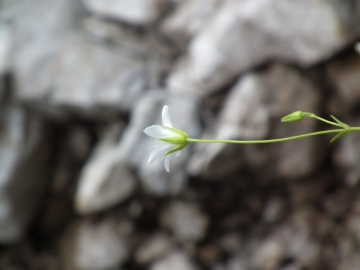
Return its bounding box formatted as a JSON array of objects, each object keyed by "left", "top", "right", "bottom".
[{"left": 1, "top": 0, "right": 360, "bottom": 269}]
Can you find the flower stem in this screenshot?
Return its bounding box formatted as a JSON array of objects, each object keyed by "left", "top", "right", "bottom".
[
  {"left": 304, "top": 113, "right": 342, "bottom": 128},
  {"left": 187, "top": 129, "right": 359, "bottom": 144}
]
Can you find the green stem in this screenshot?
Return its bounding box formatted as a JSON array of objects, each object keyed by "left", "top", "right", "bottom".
[
  {"left": 187, "top": 129, "right": 350, "bottom": 144},
  {"left": 303, "top": 113, "right": 341, "bottom": 128}
]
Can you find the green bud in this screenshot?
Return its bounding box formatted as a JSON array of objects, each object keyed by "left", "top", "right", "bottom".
[
  {"left": 161, "top": 136, "right": 188, "bottom": 146},
  {"left": 160, "top": 127, "right": 189, "bottom": 149},
  {"left": 281, "top": 111, "right": 304, "bottom": 123}
]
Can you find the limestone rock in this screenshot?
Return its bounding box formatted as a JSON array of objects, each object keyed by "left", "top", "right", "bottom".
[
  {"left": 167, "top": 0, "right": 360, "bottom": 96},
  {"left": 0, "top": 24, "right": 10, "bottom": 75},
  {"left": 162, "top": 0, "right": 221, "bottom": 49},
  {"left": 326, "top": 51, "right": 360, "bottom": 112},
  {"left": 64, "top": 219, "right": 129, "bottom": 270},
  {"left": 252, "top": 239, "right": 284, "bottom": 270},
  {"left": 135, "top": 233, "right": 173, "bottom": 264},
  {"left": 10, "top": 0, "right": 165, "bottom": 119},
  {"left": 82, "top": 0, "right": 169, "bottom": 25},
  {"left": 160, "top": 201, "right": 209, "bottom": 242},
  {"left": 75, "top": 124, "right": 137, "bottom": 214},
  {"left": 333, "top": 122, "right": 360, "bottom": 186},
  {"left": 150, "top": 250, "right": 199, "bottom": 270},
  {"left": 0, "top": 24, "right": 11, "bottom": 102}
]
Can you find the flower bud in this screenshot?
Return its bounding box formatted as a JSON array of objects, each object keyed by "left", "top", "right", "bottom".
[{"left": 281, "top": 111, "right": 304, "bottom": 123}]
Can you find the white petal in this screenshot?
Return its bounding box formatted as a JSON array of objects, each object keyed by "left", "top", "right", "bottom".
[
  {"left": 175, "top": 151, "right": 181, "bottom": 157},
  {"left": 164, "top": 155, "right": 171, "bottom": 172},
  {"left": 162, "top": 106, "right": 173, "bottom": 128},
  {"left": 148, "top": 143, "right": 173, "bottom": 164},
  {"left": 144, "top": 125, "right": 177, "bottom": 139}
]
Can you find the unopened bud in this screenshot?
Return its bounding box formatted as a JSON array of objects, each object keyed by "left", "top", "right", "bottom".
[{"left": 281, "top": 111, "right": 304, "bottom": 123}]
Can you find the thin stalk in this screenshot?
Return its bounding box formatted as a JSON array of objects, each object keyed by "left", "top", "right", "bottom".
[
  {"left": 308, "top": 114, "right": 342, "bottom": 128},
  {"left": 187, "top": 129, "right": 347, "bottom": 144}
]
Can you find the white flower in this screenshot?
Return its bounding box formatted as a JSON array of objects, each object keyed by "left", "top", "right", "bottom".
[{"left": 143, "top": 105, "right": 188, "bottom": 172}]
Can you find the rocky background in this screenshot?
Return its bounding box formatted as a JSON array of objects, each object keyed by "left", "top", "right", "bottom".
[{"left": 1, "top": 0, "right": 360, "bottom": 269}]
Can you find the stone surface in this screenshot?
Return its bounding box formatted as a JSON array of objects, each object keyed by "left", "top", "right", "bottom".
[
  {"left": 0, "top": 23, "right": 11, "bottom": 102},
  {"left": 75, "top": 124, "right": 137, "bottom": 214},
  {"left": 218, "top": 233, "right": 242, "bottom": 255},
  {"left": 117, "top": 90, "right": 201, "bottom": 196},
  {"left": 262, "top": 197, "right": 285, "bottom": 223},
  {"left": 326, "top": 51, "right": 360, "bottom": 112},
  {"left": 150, "top": 250, "right": 199, "bottom": 270},
  {"left": 252, "top": 239, "right": 284, "bottom": 270},
  {"left": 10, "top": 0, "right": 166, "bottom": 120},
  {"left": 226, "top": 256, "right": 248, "bottom": 270},
  {"left": 162, "top": 0, "right": 221, "bottom": 49},
  {"left": 69, "top": 219, "right": 129, "bottom": 270},
  {"left": 167, "top": 0, "right": 360, "bottom": 96},
  {"left": 0, "top": 106, "right": 52, "bottom": 242},
  {"left": 188, "top": 63, "right": 323, "bottom": 179},
  {"left": 333, "top": 123, "right": 360, "bottom": 186},
  {"left": 135, "top": 233, "right": 173, "bottom": 264},
  {"left": 82, "top": 0, "right": 168, "bottom": 25},
  {"left": 0, "top": 24, "right": 10, "bottom": 74},
  {"left": 160, "top": 201, "right": 208, "bottom": 242}
]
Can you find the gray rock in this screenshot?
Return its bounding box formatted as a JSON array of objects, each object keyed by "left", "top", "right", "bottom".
[
  {"left": 326, "top": 51, "right": 360, "bottom": 111},
  {"left": 281, "top": 209, "right": 320, "bottom": 267},
  {"left": 162, "top": 0, "right": 221, "bottom": 49},
  {"left": 0, "top": 24, "right": 10, "bottom": 75},
  {"left": 150, "top": 250, "right": 199, "bottom": 270},
  {"left": 218, "top": 233, "right": 242, "bottom": 255},
  {"left": 75, "top": 124, "right": 137, "bottom": 215},
  {"left": 0, "top": 24, "right": 11, "bottom": 102},
  {"left": 0, "top": 106, "right": 52, "bottom": 243},
  {"left": 339, "top": 253, "right": 360, "bottom": 270},
  {"left": 279, "top": 263, "right": 301, "bottom": 270},
  {"left": 167, "top": 0, "right": 360, "bottom": 96},
  {"left": 9, "top": 0, "right": 165, "bottom": 119},
  {"left": 226, "top": 256, "right": 248, "bottom": 270},
  {"left": 333, "top": 123, "right": 360, "bottom": 186},
  {"left": 160, "top": 201, "right": 208, "bottom": 242},
  {"left": 262, "top": 197, "right": 285, "bottom": 223},
  {"left": 188, "top": 63, "right": 323, "bottom": 179},
  {"left": 135, "top": 233, "right": 174, "bottom": 264},
  {"left": 82, "top": 0, "right": 169, "bottom": 25},
  {"left": 237, "top": 208, "right": 320, "bottom": 270},
  {"left": 251, "top": 239, "right": 284, "bottom": 270},
  {"left": 322, "top": 189, "right": 351, "bottom": 219},
  {"left": 347, "top": 216, "right": 360, "bottom": 249},
  {"left": 117, "top": 90, "right": 201, "bottom": 196},
  {"left": 72, "top": 219, "right": 129, "bottom": 270},
  {"left": 81, "top": 17, "right": 148, "bottom": 54}
]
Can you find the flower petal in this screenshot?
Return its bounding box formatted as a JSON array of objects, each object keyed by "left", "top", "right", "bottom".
[
  {"left": 144, "top": 125, "right": 176, "bottom": 139},
  {"left": 164, "top": 155, "right": 171, "bottom": 172},
  {"left": 162, "top": 106, "right": 173, "bottom": 128},
  {"left": 148, "top": 143, "right": 173, "bottom": 164}
]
